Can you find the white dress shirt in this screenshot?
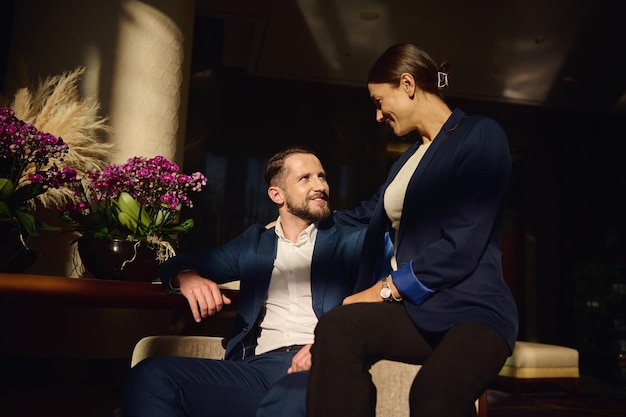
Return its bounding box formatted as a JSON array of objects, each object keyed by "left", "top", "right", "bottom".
[{"left": 255, "top": 218, "right": 319, "bottom": 355}]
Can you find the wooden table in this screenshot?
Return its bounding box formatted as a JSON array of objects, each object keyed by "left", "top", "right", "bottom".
[
  {"left": 0, "top": 272, "right": 239, "bottom": 309},
  {"left": 0, "top": 274, "right": 240, "bottom": 414},
  {"left": 0, "top": 272, "right": 239, "bottom": 358}
]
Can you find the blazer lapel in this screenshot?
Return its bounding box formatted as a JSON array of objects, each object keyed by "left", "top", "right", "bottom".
[
  {"left": 357, "top": 140, "right": 421, "bottom": 287},
  {"left": 251, "top": 230, "right": 278, "bottom": 317},
  {"left": 310, "top": 225, "right": 339, "bottom": 317},
  {"left": 405, "top": 108, "right": 464, "bottom": 191},
  {"left": 397, "top": 109, "right": 465, "bottom": 245}
]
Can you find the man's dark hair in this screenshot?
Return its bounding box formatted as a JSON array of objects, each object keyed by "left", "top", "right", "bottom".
[{"left": 264, "top": 146, "right": 317, "bottom": 187}]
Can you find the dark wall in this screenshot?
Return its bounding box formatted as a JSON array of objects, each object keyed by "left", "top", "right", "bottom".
[
  {"left": 180, "top": 66, "right": 388, "bottom": 249},
  {"left": 0, "top": 0, "right": 15, "bottom": 92}
]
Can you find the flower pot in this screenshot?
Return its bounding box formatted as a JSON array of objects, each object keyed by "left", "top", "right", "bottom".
[
  {"left": 0, "top": 221, "right": 39, "bottom": 273},
  {"left": 77, "top": 237, "right": 160, "bottom": 282}
]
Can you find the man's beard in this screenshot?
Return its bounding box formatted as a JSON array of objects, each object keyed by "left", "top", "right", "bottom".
[{"left": 285, "top": 194, "right": 330, "bottom": 223}]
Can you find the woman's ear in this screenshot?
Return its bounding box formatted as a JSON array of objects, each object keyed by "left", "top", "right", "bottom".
[
  {"left": 400, "top": 73, "right": 415, "bottom": 98},
  {"left": 268, "top": 186, "right": 284, "bottom": 204}
]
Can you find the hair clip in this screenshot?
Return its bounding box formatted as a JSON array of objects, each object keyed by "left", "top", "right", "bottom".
[{"left": 437, "top": 71, "right": 449, "bottom": 88}]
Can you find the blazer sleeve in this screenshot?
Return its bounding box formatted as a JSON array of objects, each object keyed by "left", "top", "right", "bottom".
[
  {"left": 159, "top": 225, "right": 264, "bottom": 294},
  {"left": 333, "top": 185, "right": 383, "bottom": 227}
]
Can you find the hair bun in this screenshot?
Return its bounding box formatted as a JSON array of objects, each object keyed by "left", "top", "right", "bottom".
[{"left": 438, "top": 61, "right": 452, "bottom": 73}]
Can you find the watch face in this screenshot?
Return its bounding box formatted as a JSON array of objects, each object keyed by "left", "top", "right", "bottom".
[{"left": 380, "top": 287, "right": 392, "bottom": 299}]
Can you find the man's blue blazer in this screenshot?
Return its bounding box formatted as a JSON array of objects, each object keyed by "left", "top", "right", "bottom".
[{"left": 159, "top": 217, "right": 366, "bottom": 360}]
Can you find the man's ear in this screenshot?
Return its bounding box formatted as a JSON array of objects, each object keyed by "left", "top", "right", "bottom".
[{"left": 268, "top": 186, "right": 283, "bottom": 204}]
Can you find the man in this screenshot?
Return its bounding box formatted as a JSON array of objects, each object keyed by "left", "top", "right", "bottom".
[{"left": 120, "top": 146, "right": 367, "bottom": 417}]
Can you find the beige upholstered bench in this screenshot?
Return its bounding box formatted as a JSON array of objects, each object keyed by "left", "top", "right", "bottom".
[
  {"left": 496, "top": 341, "right": 579, "bottom": 398},
  {"left": 131, "top": 335, "right": 487, "bottom": 417}
]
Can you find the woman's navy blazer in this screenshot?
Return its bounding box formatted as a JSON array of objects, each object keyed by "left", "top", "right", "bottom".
[{"left": 336, "top": 108, "right": 518, "bottom": 352}]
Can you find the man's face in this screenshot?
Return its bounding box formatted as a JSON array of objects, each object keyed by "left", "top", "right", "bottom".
[{"left": 280, "top": 153, "right": 330, "bottom": 223}]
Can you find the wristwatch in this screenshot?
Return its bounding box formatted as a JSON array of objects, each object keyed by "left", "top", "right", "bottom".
[{"left": 379, "top": 276, "right": 401, "bottom": 302}]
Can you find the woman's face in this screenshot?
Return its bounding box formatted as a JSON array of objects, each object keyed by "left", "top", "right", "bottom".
[{"left": 368, "top": 81, "right": 415, "bottom": 137}]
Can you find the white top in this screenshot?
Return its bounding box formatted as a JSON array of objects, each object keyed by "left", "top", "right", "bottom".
[
  {"left": 383, "top": 142, "right": 431, "bottom": 270},
  {"left": 255, "top": 218, "right": 319, "bottom": 354}
]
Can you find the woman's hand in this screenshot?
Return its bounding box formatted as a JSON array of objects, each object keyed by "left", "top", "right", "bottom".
[
  {"left": 342, "top": 282, "right": 384, "bottom": 305},
  {"left": 176, "top": 271, "right": 232, "bottom": 322},
  {"left": 342, "top": 275, "right": 401, "bottom": 305}
]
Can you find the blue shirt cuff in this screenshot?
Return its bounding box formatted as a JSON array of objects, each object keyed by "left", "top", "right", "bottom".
[{"left": 391, "top": 261, "right": 434, "bottom": 306}]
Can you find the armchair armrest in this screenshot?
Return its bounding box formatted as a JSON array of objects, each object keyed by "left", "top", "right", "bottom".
[{"left": 130, "top": 335, "right": 226, "bottom": 367}]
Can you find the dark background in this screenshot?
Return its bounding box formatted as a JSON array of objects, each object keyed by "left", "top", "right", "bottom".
[
  {"left": 173, "top": 16, "right": 626, "bottom": 387},
  {"left": 1, "top": 2, "right": 624, "bottom": 404}
]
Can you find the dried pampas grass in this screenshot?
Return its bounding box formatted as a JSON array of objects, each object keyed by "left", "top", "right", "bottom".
[{"left": 9, "top": 67, "right": 114, "bottom": 208}]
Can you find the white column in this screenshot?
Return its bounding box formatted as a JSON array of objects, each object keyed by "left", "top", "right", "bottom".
[
  {"left": 108, "top": 0, "right": 195, "bottom": 164},
  {"left": 6, "top": 0, "right": 196, "bottom": 276}
]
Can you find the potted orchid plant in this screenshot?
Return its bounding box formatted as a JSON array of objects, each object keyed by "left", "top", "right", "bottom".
[
  {"left": 60, "top": 155, "right": 207, "bottom": 281},
  {"left": 0, "top": 107, "right": 78, "bottom": 272}
]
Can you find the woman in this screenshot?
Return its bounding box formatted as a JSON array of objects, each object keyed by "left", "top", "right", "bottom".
[{"left": 306, "top": 43, "right": 519, "bottom": 417}]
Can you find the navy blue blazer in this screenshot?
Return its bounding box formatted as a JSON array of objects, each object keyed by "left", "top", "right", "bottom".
[
  {"left": 336, "top": 108, "right": 519, "bottom": 352},
  {"left": 159, "top": 217, "right": 366, "bottom": 360}
]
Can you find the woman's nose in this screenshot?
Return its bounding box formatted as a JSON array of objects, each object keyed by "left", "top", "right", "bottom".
[{"left": 375, "top": 109, "right": 385, "bottom": 123}]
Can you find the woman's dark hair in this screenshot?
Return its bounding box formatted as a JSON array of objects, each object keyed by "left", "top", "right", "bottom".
[
  {"left": 367, "top": 43, "right": 450, "bottom": 96},
  {"left": 264, "top": 146, "right": 317, "bottom": 186}
]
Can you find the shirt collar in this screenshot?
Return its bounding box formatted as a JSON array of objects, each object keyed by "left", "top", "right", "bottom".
[{"left": 275, "top": 217, "right": 318, "bottom": 245}]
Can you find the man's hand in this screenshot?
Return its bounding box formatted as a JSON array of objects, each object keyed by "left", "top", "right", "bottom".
[
  {"left": 287, "top": 344, "right": 312, "bottom": 374},
  {"left": 176, "top": 271, "right": 232, "bottom": 322}
]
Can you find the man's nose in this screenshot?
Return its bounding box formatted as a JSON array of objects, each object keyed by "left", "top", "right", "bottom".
[{"left": 312, "top": 177, "right": 327, "bottom": 191}]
